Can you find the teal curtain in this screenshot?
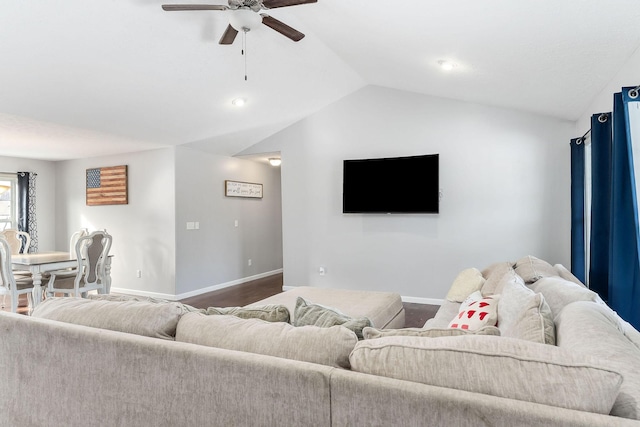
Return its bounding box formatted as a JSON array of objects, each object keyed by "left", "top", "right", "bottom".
[{"left": 572, "top": 86, "right": 640, "bottom": 329}]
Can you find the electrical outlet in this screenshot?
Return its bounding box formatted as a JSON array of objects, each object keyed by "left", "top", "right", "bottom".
[
  {"left": 234, "top": 219, "right": 239, "bottom": 227},
  {"left": 319, "top": 266, "right": 326, "bottom": 276},
  {"left": 248, "top": 259, "right": 252, "bottom": 266},
  {"left": 136, "top": 270, "right": 142, "bottom": 278},
  {"left": 186, "top": 222, "right": 194, "bottom": 230}
]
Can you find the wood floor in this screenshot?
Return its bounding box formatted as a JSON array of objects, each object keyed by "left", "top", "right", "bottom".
[
  {"left": 4, "top": 273, "right": 440, "bottom": 328},
  {"left": 180, "top": 273, "right": 439, "bottom": 328}
]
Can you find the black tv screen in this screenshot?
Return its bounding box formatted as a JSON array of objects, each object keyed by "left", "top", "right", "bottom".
[{"left": 343, "top": 154, "right": 439, "bottom": 214}]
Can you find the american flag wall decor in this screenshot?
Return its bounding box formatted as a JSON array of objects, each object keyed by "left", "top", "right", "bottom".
[{"left": 86, "top": 165, "right": 128, "bottom": 206}]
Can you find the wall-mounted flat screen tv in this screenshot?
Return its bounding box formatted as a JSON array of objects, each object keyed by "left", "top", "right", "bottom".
[{"left": 343, "top": 154, "right": 439, "bottom": 214}]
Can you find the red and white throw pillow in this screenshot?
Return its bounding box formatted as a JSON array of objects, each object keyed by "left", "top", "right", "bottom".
[{"left": 448, "top": 291, "right": 500, "bottom": 331}]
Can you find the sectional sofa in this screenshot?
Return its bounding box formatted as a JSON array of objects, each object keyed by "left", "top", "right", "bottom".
[{"left": 1, "top": 255, "right": 639, "bottom": 426}]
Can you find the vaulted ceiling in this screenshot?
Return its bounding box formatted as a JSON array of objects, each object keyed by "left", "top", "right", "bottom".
[{"left": 1, "top": 0, "right": 639, "bottom": 161}]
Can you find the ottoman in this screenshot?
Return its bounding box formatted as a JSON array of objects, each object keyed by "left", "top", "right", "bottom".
[{"left": 249, "top": 286, "right": 405, "bottom": 329}]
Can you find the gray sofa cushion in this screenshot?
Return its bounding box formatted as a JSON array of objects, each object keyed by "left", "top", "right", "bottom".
[
  {"left": 555, "top": 301, "right": 640, "bottom": 420},
  {"left": 203, "top": 305, "right": 290, "bottom": 322},
  {"left": 528, "top": 276, "right": 599, "bottom": 318},
  {"left": 176, "top": 312, "right": 357, "bottom": 369},
  {"left": 514, "top": 255, "right": 558, "bottom": 284},
  {"left": 293, "top": 297, "right": 371, "bottom": 339},
  {"left": 362, "top": 326, "right": 500, "bottom": 339},
  {"left": 350, "top": 335, "right": 622, "bottom": 415},
  {"left": 88, "top": 294, "right": 289, "bottom": 322},
  {"left": 32, "top": 297, "right": 185, "bottom": 340}
]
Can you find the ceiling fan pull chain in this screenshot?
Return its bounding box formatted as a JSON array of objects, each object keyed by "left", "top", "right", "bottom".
[{"left": 243, "top": 29, "right": 248, "bottom": 81}]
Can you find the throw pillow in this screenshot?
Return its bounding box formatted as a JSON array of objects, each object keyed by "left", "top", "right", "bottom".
[
  {"left": 293, "top": 297, "right": 372, "bottom": 339},
  {"left": 497, "top": 272, "right": 555, "bottom": 345},
  {"left": 362, "top": 325, "right": 500, "bottom": 340},
  {"left": 445, "top": 268, "right": 486, "bottom": 302},
  {"left": 176, "top": 312, "right": 357, "bottom": 369},
  {"left": 32, "top": 297, "right": 185, "bottom": 340},
  {"left": 349, "top": 335, "right": 622, "bottom": 415},
  {"left": 514, "top": 255, "right": 557, "bottom": 284},
  {"left": 448, "top": 291, "right": 499, "bottom": 331},
  {"left": 480, "top": 262, "right": 515, "bottom": 296},
  {"left": 204, "top": 305, "right": 290, "bottom": 323}
]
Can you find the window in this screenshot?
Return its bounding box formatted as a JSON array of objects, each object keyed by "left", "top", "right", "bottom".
[{"left": 0, "top": 173, "right": 18, "bottom": 231}]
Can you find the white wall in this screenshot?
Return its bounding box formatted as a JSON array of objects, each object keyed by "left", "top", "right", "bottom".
[
  {"left": 55, "top": 145, "right": 283, "bottom": 299},
  {"left": 241, "top": 85, "right": 575, "bottom": 301},
  {"left": 55, "top": 148, "right": 177, "bottom": 297},
  {"left": 174, "top": 146, "right": 282, "bottom": 296},
  {"left": 0, "top": 156, "right": 56, "bottom": 251}
]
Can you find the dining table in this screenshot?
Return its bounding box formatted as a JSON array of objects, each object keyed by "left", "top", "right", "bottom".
[{"left": 11, "top": 251, "right": 113, "bottom": 307}]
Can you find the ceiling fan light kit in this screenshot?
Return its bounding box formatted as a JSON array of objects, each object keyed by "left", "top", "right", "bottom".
[{"left": 229, "top": 8, "right": 262, "bottom": 32}]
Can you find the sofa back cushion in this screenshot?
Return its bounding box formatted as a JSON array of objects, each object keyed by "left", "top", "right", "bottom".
[
  {"left": 349, "top": 335, "right": 622, "bottom": 415},
  {"left": 32, "top": 297, "right": 185, "bottom": 340},
  {"left": 528, "top": 276, "right": 599, "bottom": 318},
  {"left": 555, "top": 301, "right": 640, "bottom": 419},
  {"left": 363, "top": 326, "right": 500, "bottom": 340},
  {"left": 176, "top": 312, "right": 357, "bottom": 369}
]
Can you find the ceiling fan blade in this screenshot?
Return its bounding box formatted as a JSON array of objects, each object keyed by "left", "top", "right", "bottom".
[
  {"left": 262, "top": 0, "right": 317, "bottom": 9},
  {"left": 260, "top": 14, "right": 304, "bottom": 42},
  {"left": 162, "top": 4, "right": 229, "bottom": 11},
  {"left": 219, "top": 24, "right": 239, "bottom": 44}
]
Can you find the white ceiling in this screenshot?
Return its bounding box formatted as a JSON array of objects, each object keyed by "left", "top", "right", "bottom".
[{"left": 1, "top": 0, "right": 639, "bottom": 161}]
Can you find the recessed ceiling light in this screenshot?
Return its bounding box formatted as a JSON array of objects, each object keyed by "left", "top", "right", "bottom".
[
  {"left": 231, "top": 98, "right": 246, "bottom": 107},
  {"left": 438, "top": 60, "right": 456, "bottom": 71}
]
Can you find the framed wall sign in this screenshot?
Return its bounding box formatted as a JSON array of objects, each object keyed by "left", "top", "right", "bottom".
[{"left": 225, "top": 180, "right": 263, "bottom": 199}]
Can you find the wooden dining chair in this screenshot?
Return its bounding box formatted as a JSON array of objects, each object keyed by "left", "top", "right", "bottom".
[
  {"left": 46, "top": 230, "right": 112, "bottom": 298},
  {"left": 0, "top": 236, "right": 36, "bottom": 313}
]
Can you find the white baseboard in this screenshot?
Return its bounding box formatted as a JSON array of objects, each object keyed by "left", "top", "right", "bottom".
[
  {"left": 401, "top": 296, "right": 444, "bottom": 305},
  {"left": 281, "top": 285, "right": 443, "bottom": 306},
  {"left": 110, "top": 269, "right": 284, "bottom": 301}
]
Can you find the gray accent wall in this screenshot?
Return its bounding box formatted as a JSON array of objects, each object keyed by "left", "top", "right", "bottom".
[
  {"left": 174, "top": 146, "right": 283, "bottom": 295},
  {"left": 239, "top": 85, "right": 576, "bottom": 301}
]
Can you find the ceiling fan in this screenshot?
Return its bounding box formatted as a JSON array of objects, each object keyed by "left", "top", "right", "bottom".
[{"left": 162, "top": 0, "right": 317, "bottom": 45}]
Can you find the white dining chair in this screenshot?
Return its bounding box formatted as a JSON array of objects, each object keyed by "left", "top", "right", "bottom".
[
  {"left": 69, "top": 228, "right": 89, "bottom": 254},
  {"left": 0, "top": 229, "right": 33, "bottom": 283},
  {"left": 0, "top": 236, "right": 36, "bottom": 313},
  {"left": 46, "top": 230, "right": 112, "bottom": 298},
  {"left": 0, "top": 229, "right": 31, "bottom": 254},
  {"left": 42, "top": 229, "right": 91, "bottom": 295}
]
